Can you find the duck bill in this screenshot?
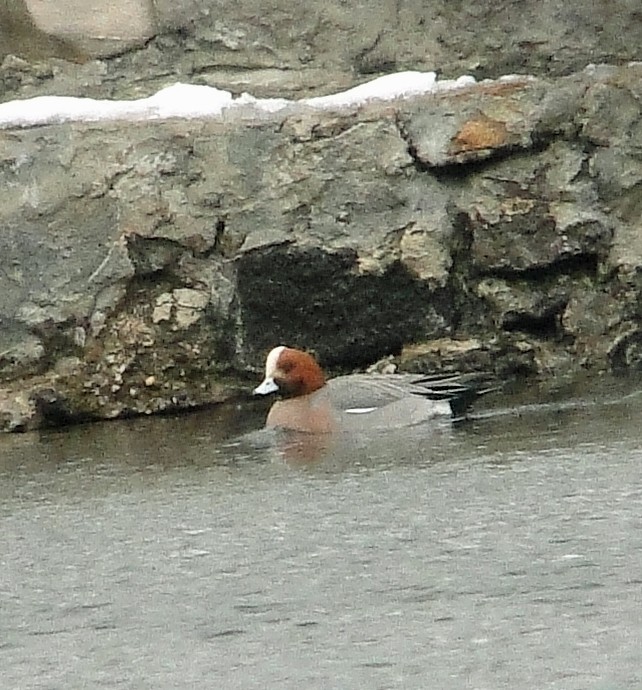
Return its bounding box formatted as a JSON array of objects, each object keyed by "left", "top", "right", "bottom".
[{"left": 253, "top": 377, "right": 279, "bottom": 395}]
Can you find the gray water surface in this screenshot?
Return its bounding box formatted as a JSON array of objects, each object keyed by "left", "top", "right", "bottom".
[{"left": 1, "top": 381, "right": 641, "bottom": 689}]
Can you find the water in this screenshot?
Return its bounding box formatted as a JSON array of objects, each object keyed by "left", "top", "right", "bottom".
[{"left": 1, "top": 379, "right": 641, "bottom": 689}]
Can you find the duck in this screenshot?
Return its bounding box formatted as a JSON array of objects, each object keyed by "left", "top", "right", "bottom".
[{"left": 253, "top": 345, "right": 495, "bottom": 433}]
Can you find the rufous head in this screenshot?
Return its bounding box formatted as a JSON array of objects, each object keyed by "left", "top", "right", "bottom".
[{"left": 253, "top": 346, "right": 326, "bottom": 398}]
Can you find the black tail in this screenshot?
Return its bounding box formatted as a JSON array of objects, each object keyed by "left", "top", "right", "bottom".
[{"left": 412, "top": 372, "right": 500, "bottom": 418}]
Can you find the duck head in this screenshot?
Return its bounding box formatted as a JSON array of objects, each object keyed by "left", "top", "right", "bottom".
[{"left": 254, "top": 346, "right": 326, "bottom": 398}]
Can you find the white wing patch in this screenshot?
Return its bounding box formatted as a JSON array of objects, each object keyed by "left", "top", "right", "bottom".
[{"left": 345, "top": 407, "right": 378, "bottom": 415}]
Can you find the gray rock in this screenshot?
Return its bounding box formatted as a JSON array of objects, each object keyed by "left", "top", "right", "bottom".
[{"left": 2, "top": 1, "right": 642, "bottom": 100}]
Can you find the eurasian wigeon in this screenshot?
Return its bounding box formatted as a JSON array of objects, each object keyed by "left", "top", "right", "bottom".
[{"left": 254, "top": 345, "right": 495, "bottom": 433}]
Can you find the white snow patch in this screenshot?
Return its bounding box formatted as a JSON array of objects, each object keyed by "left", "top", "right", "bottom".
[
  {"left": 0, "top": 70, "right": 533, "bottom": 129},
  {"left": 303, "top": 71, "right": 438, "bottom": 108},
  {"left": 0, "top": 71, "right": 460, "bottom": 129},
  {"left": 0, "top": 83, "right": 235, "bottom": 128},
  {"left": 233, "top": 92, "right": 291, "bottom": 114}
]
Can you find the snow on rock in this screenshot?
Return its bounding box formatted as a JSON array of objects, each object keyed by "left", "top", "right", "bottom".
[
  {"left": 303, "top": 71, "right": 438, "bottom": 108},
  {"left": 0, "top": 71, "right": 485, "bottom": 129},
  {"left": 144, "top": 84, "right": 234, "bottom": 118}
]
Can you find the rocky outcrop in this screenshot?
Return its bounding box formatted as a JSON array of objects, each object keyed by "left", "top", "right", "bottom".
[
  {"left": 2, "top": 1, "right": 642, "bottom": 101},
  {"left": 1, "top": 64, "right": 642, "bottom": 430}
]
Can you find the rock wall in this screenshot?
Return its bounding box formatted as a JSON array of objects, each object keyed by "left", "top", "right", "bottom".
[
  {"left": 1, "top": 64, "right": 642, "bottom": 430},
  {"left": 2, "top": 1, "right": 642, "bottom": 101}
]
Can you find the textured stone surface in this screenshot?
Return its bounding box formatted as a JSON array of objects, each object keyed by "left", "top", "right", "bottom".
[
  {"left": 27, "top": 0, "right": 154, "bottom": 41},
  {"left": 2, "top": 1, "right": 642, "bottom": 99},
  {"left": 0, "top": 0, "right": 155, "bottom": 62},
  {"left": 2, "top": 64, "right": 642, "bottom": 429}
]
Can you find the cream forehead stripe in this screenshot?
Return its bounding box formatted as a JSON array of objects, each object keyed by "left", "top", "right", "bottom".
[{"left": 264, "top": 346, "right": 286, "bottom": 377}]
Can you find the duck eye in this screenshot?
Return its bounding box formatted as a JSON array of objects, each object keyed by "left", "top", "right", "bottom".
[{"left": 280, "top": 361, "right": 294, "bottom": 373}]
